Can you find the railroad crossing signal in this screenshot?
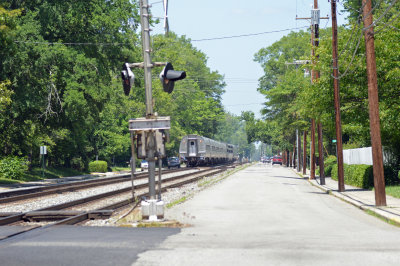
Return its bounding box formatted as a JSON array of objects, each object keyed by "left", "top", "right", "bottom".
[
  {"left": 159, "top": 62, "right": 186, "bottom": 93},
  {"left": 121, "top": 62, "right": 186, "bottom": 95},
  {"left": 121, "top": 63, "right": 135, "bottom": 96}
]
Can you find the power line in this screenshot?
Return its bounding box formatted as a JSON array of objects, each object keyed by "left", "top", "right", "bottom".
[
  {"left": 14, "top": 26, "right": 309, "bottom": 47},
  {"left": 374, "top": 10, "right": 400, "bottom": 34},
  {"left": 362, "top": 0, "right": 399, "bottom": 31},
  {"left": 191, "top": 26, "right": 309, "bottom": 42},
  {"left": 333, "top": 0, "right": 400, "bottom": 80},
  {"left": 224, "top": 102, "right": 264, "bottom": 107}
]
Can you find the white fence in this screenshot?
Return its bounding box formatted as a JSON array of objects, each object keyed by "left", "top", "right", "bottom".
[
  {"left": 343, "top": 147, "right": 391, "bottom": 165},
  {"left": 343, "top": 147, "right": 373, "bottom": 165}
]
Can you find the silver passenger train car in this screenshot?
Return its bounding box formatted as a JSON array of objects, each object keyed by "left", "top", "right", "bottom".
[{"left": 179, "top": 134, "right": 238, "bottom": 166}]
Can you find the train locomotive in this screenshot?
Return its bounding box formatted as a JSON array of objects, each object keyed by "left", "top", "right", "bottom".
[{"left": 179, "top": 134, "right": 238, "bottom": 166}]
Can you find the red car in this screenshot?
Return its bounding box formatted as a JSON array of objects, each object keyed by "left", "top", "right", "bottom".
[{"left": 272, "top": 156, "right": 282, "bottom": 165}]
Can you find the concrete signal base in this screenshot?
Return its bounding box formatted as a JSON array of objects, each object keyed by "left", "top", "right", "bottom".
[{"left": 141, "top": 199, "right": 165, "bottom": 221}]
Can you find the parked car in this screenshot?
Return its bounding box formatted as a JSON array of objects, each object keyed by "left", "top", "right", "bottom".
[
  {"left": 140, "top": 160, "right": 148, "bottom": 171},
  {"left": 167, "top": 157, "right": 181, "bottom": 169},
  {"left": 266, "top": 157, "right": 272, "bottom": 163},
  {"left": 272, "top": 156, "right": 282, "bottom": 165}
]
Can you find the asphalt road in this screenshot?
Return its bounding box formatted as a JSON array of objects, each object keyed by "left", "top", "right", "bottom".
[
  {"left": 134, "top": 163, "right": 400, "bottom": 266},
  {"left": 1, "top": 163, "right": 400, "bottom": 266},
  {"left": 0, "top": 226, "right": 179, "bottom": 266}
]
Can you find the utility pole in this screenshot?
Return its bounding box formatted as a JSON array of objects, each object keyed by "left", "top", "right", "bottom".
[
  {"left": 310, "top": 119, "right": 316, "bottom": 179},
  {"left": 362, "top": 0, "right": 386, "bottom": 206},
  {"left": 313, "top": 0, "right": 324, "bottom": 183},
  {"left": 317, "top": 123, "right": 325, "bottom": 184},
  {"left": 297, "top": 129, "right": 301, "bottom": 172},
  {"left": 297, "top": 0, "right": 328, "bottom": 180},
  {"left": 330, "top": 0, "right": 345, "bottom": 192},
  {"left": 303, "top": 131, "right": 307, "bottom": 175}
]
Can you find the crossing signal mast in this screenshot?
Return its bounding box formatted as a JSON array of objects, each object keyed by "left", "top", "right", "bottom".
[{"left": 121, "top": 0, "right": 186, "bottom": 221}]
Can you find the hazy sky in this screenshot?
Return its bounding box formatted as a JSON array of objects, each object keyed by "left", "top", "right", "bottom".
[{"left": 150, "top": 0, "right": 347, "bottom": 118}]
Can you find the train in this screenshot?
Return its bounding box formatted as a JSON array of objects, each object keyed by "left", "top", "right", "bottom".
[{"left": 179, "top": 134, "right": 238, "bottom": 166}]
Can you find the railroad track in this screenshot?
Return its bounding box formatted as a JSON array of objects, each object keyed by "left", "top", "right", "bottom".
[
  {"left": 0, "top": 168, "right": 190, "bottom": 203},
  {"left": 0, "top": 165, "right": 234, "bottom": 240}
]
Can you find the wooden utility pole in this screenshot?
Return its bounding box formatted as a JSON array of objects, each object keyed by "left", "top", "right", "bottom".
[
  {"left": 310, "top": 120, "right": 316, "bottom": 179},
  {"left": 297, "top": 0, "right": 328, "bottom": 180},
  {"left": 362, "top": 0, "right": 386, "bottom": 206},
  {"left": 297, "top": 129, "right": 301, "bottom": 172},
  {"left": 287, "top": 150, "right": 290, "bottom": 167},
  {"left": 303, "top": 131, "right": 307, "bottom": 175},
  {"left": 313, "top": 0, "right": 325, "bottom": 182},
  {"left": 318, "top": 123, "right": 325, "bottom": 185},
  {"left": 330, "top": 0, "right": 345, "bottom": 192},
  {"left": 293, "top": 141, "right": 296, "bottom": 168}
]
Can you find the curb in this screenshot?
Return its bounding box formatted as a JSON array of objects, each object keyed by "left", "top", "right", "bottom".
[{"left": 306, "top": 177, "right": 400, "bottom": 227}]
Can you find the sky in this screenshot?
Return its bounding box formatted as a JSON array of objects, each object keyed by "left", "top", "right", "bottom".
[{"left": 150, "top": 0, "right": 347, "bottom": 118}]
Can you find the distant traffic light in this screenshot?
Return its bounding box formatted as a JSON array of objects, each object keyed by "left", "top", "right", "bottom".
[
  {"left": 121, "top": 63, "right": 134, "bottom": 96},
  {"left": 159, "top": 62, "right": 186, "bottom": 93}
]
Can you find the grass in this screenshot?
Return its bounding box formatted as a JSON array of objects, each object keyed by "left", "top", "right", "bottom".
[
  {"left": 0, "top": 167, "right": 88, "bottom": 184},
  {"left": 0, "top": 178, "right": 21, "bottom": 184},
  {"left": 385, "top": 185, "right": 400, "bottom": 199},
  {"left": 111, "top": 166, "right": 131, "bottom": 172},
  {"left": 364, "top": 209, "right": 400, "bottom": 227},
  {"left": 166, "top": 195, "right": 190, "bottom": 209}
]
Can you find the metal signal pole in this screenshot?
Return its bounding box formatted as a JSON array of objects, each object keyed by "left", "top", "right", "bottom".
[
  {"left": 139, "top": 0, "right": 157, "bottom": 201},
  {"left": 123, "top": 0, "right": 185, "bottom": 221},
  {"left": 362, "top": 0, "right": 386, "bottom": 206},
  {"left": 141, "top": 0, "right": 153, "bottom": 117},
  {"left": 330, "top": 0, "right": 345, "bottom": 192}
]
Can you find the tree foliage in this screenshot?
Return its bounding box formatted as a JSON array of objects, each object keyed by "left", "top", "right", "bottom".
[
  {"left": 251, "top": 0, "right": 400, "bottom": 167},
  {"left": 0, "top": 1, "right": 248, "bottom": 172}
]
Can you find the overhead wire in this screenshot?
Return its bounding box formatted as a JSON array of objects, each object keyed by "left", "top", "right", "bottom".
[
  {"left": 14, "top": 25, "right": 310, "bottom": 47},
  {"left": 190, "top": 26, "right": 309, "bottom": 42},
  {"left": 332, "top": 0, "right": 399, "bottom": 80},
  {"left": 362, "top": 0, "right": 399, "bottom": 31},
  {"left": 373, "top": 6, "right": 400, "bottom": 34},
  {"left": 330, "top": 0, "right": 369, "bottom": 80}
]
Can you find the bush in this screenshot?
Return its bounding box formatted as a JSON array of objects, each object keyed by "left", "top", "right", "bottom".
[
  {"left": 71, "top": 157, "right": 84, "bottom": 171},
  {"left": 324, "top": 155, "right": 337, "bottom": 177},
  {"left": 331, "top": 163, "right": 399, "bottom": 189},
  {"left": 0, "top": 156, "right": 28, "bottom": 180},
  {"left": 88, "top": 161, "right": 108, "bottom": 173}
]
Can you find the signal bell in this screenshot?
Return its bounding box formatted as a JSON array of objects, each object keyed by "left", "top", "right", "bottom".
[
  {"left": 159, "top": 62, "right": 186, "bottom": 93},
  {"left": 121, "top": 63, "right": 134, "bottom": 96}
]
